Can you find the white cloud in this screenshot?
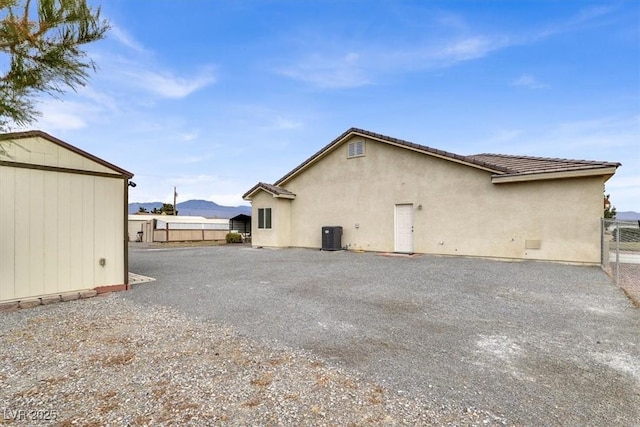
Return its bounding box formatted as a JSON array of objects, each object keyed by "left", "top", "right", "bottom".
[
  {"left": 538, "top": 5, "right": 616, "bottom": 38},
  {"left": 35, "top": 99, "right": 94, "bottom": 131},
  {"left": 96, "top": 20, "right": 217, "bottom": 100},
  {"left": 264, "top": 117, "right": 303, "bottom": 131},
  {"left": 277, "top": 4, "right": 620, "bottom": 90},
  {"left": 278, "top": 33, "right": 513, "bottom": 88},
  {"left": 176, "top": 154, "right": 213, "bottom": 164},
  {"left": 232, "top": 104, "right": 305, "bottom": 132},
  {"left": 110, "top": 25, "right": 148, "bottom": 54},
  {"left": 180, "top": 132, "right": 199, "bottom": 142},
  {"left": 279, "top": 52, "right": 371, "bottom": 89},
  {"left": 126, "top": 69, "right": 216, "bottom": 99},
  {"left": 511, "top": 74, "right": 548, "bottom": 89},
  {"left": 436, "top": 36, "right": 506, "bottom": 62}
]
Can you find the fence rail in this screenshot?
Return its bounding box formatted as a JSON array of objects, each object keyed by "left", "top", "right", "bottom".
[{"left": 602, "top": 218, "right": 640, "bottom": 304}]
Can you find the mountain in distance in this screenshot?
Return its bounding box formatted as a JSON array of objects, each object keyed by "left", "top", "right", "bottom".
[
  {"left": 616, "top": 211, "right": 640, "bottom": 221},
  {"left": 129, "top": 199, "right": 251, "bottom": 219}
]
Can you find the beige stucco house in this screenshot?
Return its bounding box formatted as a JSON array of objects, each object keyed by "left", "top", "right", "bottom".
[
  {"left": 243, "top": 128, "right": 620, "bottom": 264},
  {"left": 0, "top": 131, "right": 133, "bottom": 304}
]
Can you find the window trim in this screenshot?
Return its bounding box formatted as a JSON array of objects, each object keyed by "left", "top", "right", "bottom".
[{"left": 258, "top": 207, "right": 272, "bottom": 229}]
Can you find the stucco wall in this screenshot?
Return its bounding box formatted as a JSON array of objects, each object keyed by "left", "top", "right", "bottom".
[
  {"left": 251, "top": 191, "right": 291, "bottom": 247},
  {"left": 253, "top": 135, "right": 605, "bottom": 264}
]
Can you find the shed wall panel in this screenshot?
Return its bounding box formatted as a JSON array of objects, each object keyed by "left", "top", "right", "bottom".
[
  {"left": 81, "top": 175, "right": 95, "bottom": 287},
  {"left": 29, "top": 169, "right": 46, "bottom": 297},
  {"left": 0, "top": 168, "right": 127, "bottom": 301},
  {"left": 14, "top": 168, "right": 31, "bottom": 298},
  {"left": 44, "top": 172, "right": 58, "bottom": 294},
  {"left": 57, "top": 172, "right": 72, "bottom": 290},
  {"left": 0, "top": 166, "right": 16, "bottom": 300},
  {"left": 67, "top": 174, "right": 84, "bottom": 290}
]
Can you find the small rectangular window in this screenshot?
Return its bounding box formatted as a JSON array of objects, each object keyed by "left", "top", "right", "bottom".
[
  {"left": 258, "top": 208, "right": 272, "bottom": 229},
  {"left": 347, "top": 140, "right": 365, "bottom": 158}
]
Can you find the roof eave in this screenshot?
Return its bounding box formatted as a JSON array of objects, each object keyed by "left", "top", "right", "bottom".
[
  {"left": 242, "top": 184, "right": 296, "bottom": 200},
  {"left": 491, "top": 166, "right": 619, "bottom": 184},
  {"left": 0, "top": 130, "right": 134, "bottom": 178}
]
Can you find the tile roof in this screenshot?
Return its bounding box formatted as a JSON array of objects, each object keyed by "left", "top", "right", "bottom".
[
  {"left": 243, "top": 182, "right": 296, "bottom": 199},
  {"left": 467, "top": 153, "right": 621, "bottom": 176},
  {"left": 244, "top": 128, "right": 620, "bottom": 199}
]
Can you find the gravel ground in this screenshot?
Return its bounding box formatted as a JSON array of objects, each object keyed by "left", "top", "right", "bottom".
[
  {"left": 1, "top": 295, "right": 504, "bottom": 426},
  {"left": 2, "top": 245, "right": 638, "bottom": 426},
  {"left": 125, "top": 245, "right": 640, "bottom": 426}
]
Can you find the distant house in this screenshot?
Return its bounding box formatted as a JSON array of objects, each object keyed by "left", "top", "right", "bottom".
[
  {"left": 0, "top": 131, "right": 133, "bottom": 304},
  {"left": 243, "top": 128, "right": 620, "bottom": 264}
]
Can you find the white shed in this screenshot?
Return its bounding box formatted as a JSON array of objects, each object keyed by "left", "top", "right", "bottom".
[{"left": 0, "top": 130, "right": 134, "bottom": 304}]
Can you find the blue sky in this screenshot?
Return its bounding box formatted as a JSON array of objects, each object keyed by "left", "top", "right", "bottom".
[{"left": 26, "top": 1, "right": 639, "bottom": 211}]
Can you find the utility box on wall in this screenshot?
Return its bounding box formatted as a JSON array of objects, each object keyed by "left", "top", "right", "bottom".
[{"left": 322, "top": 226, "right": 343, "bottom": 251}]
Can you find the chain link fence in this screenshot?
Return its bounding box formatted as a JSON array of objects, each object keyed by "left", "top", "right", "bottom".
[{"left": 602, "top": 219, "right": 640, "bottom": 304}]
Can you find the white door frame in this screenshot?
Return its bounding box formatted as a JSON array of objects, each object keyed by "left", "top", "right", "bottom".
[{"left": 394, "top": 204, "right": 414, "bottom": 253}]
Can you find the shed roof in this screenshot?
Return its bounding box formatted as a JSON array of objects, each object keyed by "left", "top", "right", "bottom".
[{"left": 0, "top": 130, "right": 133, "bottom": 178}]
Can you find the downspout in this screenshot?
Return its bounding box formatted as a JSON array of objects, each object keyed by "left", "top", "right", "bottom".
[{"left": 124, "top": 177, "right": 130, "bottom": 290}]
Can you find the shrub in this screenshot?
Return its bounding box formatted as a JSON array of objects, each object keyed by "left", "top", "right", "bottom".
[{"left": 226, "top": 232, "right": 243, "bottom": 243}]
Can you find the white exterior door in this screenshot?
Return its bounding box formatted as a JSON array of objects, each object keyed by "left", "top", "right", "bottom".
[{"left": 394, "top": 204, "right": 413, "bottom": 253}]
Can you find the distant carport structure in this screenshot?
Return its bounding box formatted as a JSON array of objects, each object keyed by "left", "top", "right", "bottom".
[{"left": 229, "top": 214, "right": 251, "bottom": 235}]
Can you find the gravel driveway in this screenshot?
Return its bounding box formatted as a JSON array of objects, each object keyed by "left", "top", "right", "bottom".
[{"left": 126, "top": 245, "right": 640, "bottom": 426}]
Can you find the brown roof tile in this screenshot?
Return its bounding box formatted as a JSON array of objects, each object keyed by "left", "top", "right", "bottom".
[
  {"left": 243, "top": 182, "right": 296, "bottom": 199},
  {"left": 245, "top": 128, "right": 620, "bottom": 199},
  {"left": 467, "top": 153, "right": 621, "bottom": 175}
]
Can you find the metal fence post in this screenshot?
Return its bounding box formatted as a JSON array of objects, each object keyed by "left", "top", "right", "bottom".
[{"left": 616, "top": 224, "right": 620, "bottom": 286}]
